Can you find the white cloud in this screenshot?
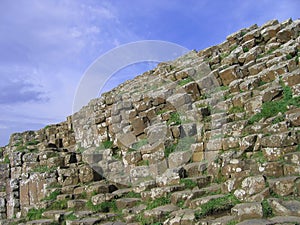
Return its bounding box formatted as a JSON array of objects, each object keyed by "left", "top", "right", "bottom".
[{"left": 0, "top": 125, "right": 8, "bottom": 129}]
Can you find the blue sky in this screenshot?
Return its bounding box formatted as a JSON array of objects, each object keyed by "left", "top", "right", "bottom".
[{"left": 0, "top": 0, "right": 299, "bottom": 146}]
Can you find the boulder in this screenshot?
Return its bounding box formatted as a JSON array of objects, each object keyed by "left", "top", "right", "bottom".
[
  {"left": 168, "top": 150, "right": 192, "bottom": 168},
  {"left": 234, "top": 176, "right": 266, "bottom": 201},
  {"left": 268, "top": 176, "right": 298, "bottom": 197},
  {"left": 231, "top": 202, "right": 263, "bottom": 221},
  {"left": 156, "top": 168, "right": 185, "bottom": 187}
]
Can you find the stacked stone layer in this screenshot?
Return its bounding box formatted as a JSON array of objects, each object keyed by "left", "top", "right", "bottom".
[{"left": 0, "top": 18, "right": 299, "bottom": 224}]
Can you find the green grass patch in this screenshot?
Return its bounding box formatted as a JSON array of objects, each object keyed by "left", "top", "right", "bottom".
[
  {"left": 249, "top": 85, "right": 300, "bottom": 124},
  {"left": 228, "top": 106, "right": 245, "bottom": 114},
  {"left": 241, "top": 31, "right": 247, "bottom": 36},
  {"left": 180, "top": 178, "right": 198, "bottom": 189},
  {"left": 262, "top": 199, "right": 274, "bottom": 218},
  {"left": 137, "top": 160, "right": 149, "bottom": 166},
  {"left": 47, "top": 183, "right": 62, "bottom": 189},
  {"left": 112, "top": 149, "right": 122, "bottom": 160},
  {"left": 224, "top": 93, "right": 234, "bottom": 100},
  {"left": 3, "top": 155, "right": 10, "bottom": 164},
  {"left": 196, "top": 103, "right": 208, "bottom": 108},
  {"left": 258, "top": 80, "right": 267, "bottom": 86},
  {"left": 96, "top": 140, "right": 114, "bottom": 151},
  {"left": 272, "top": 115, "right": 285, "bottom": 124},
  {"left": 125, "top": 191, "right": 141, "bottom": 198},
  {"left": 195, "top": 194, "right": 240, "bottom": 218},
  {"left": 127, "top": 148, "right": 136, "bottom": 153},
  {"left": 47, "top": 199, "right": 68, "bottom": 210},
  {"left": 214, "top": 86, "right": 229, "bottom": 92},
  {"left": 257, "top": 48, "right": 277, "bottom": 59},
  {"left": 230, "top": 45, "right": 238, "bottom": 52},
  {"left": 164, "top": 144, "right": 177, "bottom": 158},
  {"left": 31, "top": 165, "right": 56, "bottom": 173},
  {"left": 178, "top": 77, "right": 194, "bottom": 86},
  {"left": 136, "top": 214, "right": 157, "bottom": 225},
  {"left": 43, "top": 190, "right": 60, "bottom": 201},
  {"left": 220, "top": 52, "right": 230, "bottom": 59},
  {"left": 243, "top": 47, "right": 249, "bottom": 52},
  {"left": 226, "top": 221, "right": 238, "bottom": 225},
  {"left": 214, "top": 174, "right": 227, "bottom": 184},
  {"left": 77, "top": 191, "right": 87, "bottom": 199},
  {"left": 26, "top": 140, "right": 40, "bottom": 146},
  {"left": 14, "top": 141, "right": 22, "bottom": 147},
  {"left": 76, "top": 147, "right": 85, "bottom": 153},
  {"left": 26, "top": 208, "right": 45, "bottom": 221},
  {"left": 253, "top": 151, "right": 267, "bottom": 163},
  {"left": 167, "top": 112, "right": 182, "bottom": 126},
  {"left": 14, "top": 140, "right": 40, "bottom": 152},
  {"left": 156, "top": 109, "right": 168, "bottom": 115},
  {"left": 177, "top": 200, "right": 185, "bottom": 208},
  {"left": 146, "top": 196, "right": 171, "bottom": 210},
  {"left": 286, "top": 54, "right": 293, "bottom": 60}
]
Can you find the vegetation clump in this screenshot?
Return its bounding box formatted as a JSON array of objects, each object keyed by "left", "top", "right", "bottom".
[
  {"left": 249, "top": 85, "right": 299, "bottom": 124},
  {"left": 262, "top": 199, "right": 274, "bottom": 218},
  {"left": 180, "top": 178, "right": 198, "bottom": 189},
  {"left": 26, "top": 208, "right": 45, "bottom": 221},
  {"left": 167, "top": 112, "right": 182, "bottom": 125},
  {"left": 195, "top": 194, "right": 240, "bottom": 218},
  {"left": 146, "top": 195, "right": 171, "bottom": 210},
  {"left": 178, "top": 77, "right": 194, "bottom": 86}
]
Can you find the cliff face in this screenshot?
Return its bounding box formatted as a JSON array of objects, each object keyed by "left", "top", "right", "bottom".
[{"left": 0, "top": 18, "right": 300, "bottom": 225}]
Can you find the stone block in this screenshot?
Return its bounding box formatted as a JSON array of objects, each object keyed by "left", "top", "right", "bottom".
[
  {"left": 233, "top": 175, "right": 266, "bottom": 201},
  {"left": 168, "top": 150, "right": 192, "bottom": 168},
  {"left": 156, "top": 168, "right": 185, "bottom": 187},
  {"left": 131, "top": 117, "right": 146, "bottom": 136},
  {"left": 219, "top": 65, "right": 240, "bottom": 86},
  {"left": 231, "top": 202, "right": 263, "bottom": 221},
  {"left": 116, "top": 198, "right": 140, "bottom": 209},
  {"left": 269, "top": 176, "right": 298, "bottom": 197}
]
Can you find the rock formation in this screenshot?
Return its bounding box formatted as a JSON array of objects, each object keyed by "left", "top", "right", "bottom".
[{"left": 0, "top": 18, "right": 300, "bottom": 225}]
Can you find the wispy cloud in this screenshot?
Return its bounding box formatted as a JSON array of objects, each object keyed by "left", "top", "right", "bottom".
[{"left": 0, "top": 80, "right": 47, "bottom": 104}]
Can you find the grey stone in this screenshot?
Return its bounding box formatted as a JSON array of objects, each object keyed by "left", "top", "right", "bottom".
[{"left": 232, "top": 202, "right": 263, "bottom": 221}]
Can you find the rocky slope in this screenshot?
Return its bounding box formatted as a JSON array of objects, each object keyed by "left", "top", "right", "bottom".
[{"left": 0, "top": 18, "right": 300, "bottom": 225}]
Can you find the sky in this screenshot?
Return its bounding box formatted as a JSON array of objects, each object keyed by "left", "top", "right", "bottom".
[{"left": 0, "top": 0, "right": 299, "bottom": 146}]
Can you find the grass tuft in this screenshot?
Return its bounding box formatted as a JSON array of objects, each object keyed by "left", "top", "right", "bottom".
[
  {"left": 195, "top": 194, "right": 240, "bottom": 218},
  {"left": 164, "top": 144, "right": 177, "bottom": 158},
  {"left": 26, "top": 208, "right": 45, "bottom": 221},
  {"left": 43, "top": 190, "right": 60, "bottom": 201},
  {"left": 262, "top": 199, "right": 274, "bottom": 218},
  {"left": 249, "top": 85, "right": 299, "bottom": 124},
  {"left": 178, "top": 77, "right": 194, "bottom": 86},
  {"left": 228, "top": 106, "right": 245, "bottom": 114},
  {"left": 180, "top": 178, "right": 198, "bottom": 189},
  {"left": 167, "top": 112, "right": 182, "bottom": 126},
  {"left": 146, "top": 196, "right": 171, "bottom": 210}
]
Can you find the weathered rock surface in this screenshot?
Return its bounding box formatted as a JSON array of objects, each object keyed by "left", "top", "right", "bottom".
[{"left": 0, "top": 18, "right": 299, "bottom": 225}]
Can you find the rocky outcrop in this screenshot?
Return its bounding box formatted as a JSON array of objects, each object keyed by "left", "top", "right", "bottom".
[{"left": 0, "top": 18, "right": 299, "bottom": 224}]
